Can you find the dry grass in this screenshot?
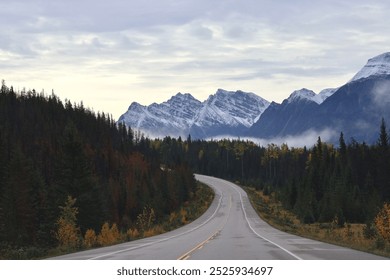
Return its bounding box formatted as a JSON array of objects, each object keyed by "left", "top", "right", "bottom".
[{"left": 245, "top": 187, "right": 390, "bottom": 258}]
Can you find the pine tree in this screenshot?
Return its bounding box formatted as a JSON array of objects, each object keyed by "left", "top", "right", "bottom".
[
  {"left": 339, "top": 132, "right": 347, "bottom": 157},
  {"left": 378, "top": 118, "right": 389, "bottom": 149}
]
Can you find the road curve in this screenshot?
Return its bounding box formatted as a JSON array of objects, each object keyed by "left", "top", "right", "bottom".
[{"left": 50, "top": 175, "right": 387, "bottom": 260}]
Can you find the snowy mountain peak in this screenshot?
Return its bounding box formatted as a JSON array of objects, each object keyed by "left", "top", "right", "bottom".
[
  {"left": 287, "top": 88, "right": 317, "bottom": 103},
  {"left": 127, "top": 101, "right": 146, "bottom": 111},
  {"left": 169, "top": 92, "right": 198, "bottom": 102},
  {"left": 118, "top": 89, "right": 270, "bottom": 138},
  {"left": 286, "top": 88, "right": 337, "bottom": 105},
  {"left": 195, "top": 89, "right": 270, "bottom": 128},
  {"left": 350, "top": 52, "right": 390, "bottom": 82}
]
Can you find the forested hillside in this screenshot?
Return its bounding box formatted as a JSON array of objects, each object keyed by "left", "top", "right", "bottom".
[
  {"left": 158, "top": 128, "right": 390, "bottom": 226},
  {"left": 0, "top": 81, "right": 195, "bottom": 258}
]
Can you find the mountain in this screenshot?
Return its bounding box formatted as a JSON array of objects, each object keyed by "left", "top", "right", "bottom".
[
  {"left": 118, "top": 93, "right": 202, "bottom": 138},
  {"left": 305, "top": 74, "right": 390, "bottom": 143},
  {"left": 118, "top": 89, "right": 270, "bottom": 139},
  {"left": 249, "top": 52, "right": 390, "bottom": 144},
  {"left": 119, "top": 52, "right": 390, "bottom": 144},
  {"left": 350, "top": 52, "right": 390, "bottom": 82},
  {"left": 190, "top": 89, "right": 270, "bottom": 138},
  {"left": 248, "top": 88, "right": 321, "bottom": 138}
]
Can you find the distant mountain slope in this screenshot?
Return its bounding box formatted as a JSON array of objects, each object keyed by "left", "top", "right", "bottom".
[
  {"left": 118, "top": 93, "right": 202, "bottom": 138},
  {"left": 350, "top": 52, "right": 390, "bottom": 82},
  {"left": 249, "top": 52, "right": 390, "bottom": 144},
  {"left": 119, "top": 52, "right": 390, "bottom": 144},
  {"left": 118, "top": 89, "right": 270, "bottom": 139},
  {"left": 248, "top": 89, "right": 321, "bottom": 138}
]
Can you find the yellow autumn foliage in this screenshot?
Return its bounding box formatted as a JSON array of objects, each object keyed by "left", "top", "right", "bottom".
[
  {"left": 143, "top": 225, "right": 164, "bottom": 238},
  {"left": 374, "top": 202, "right": 390, "bottom": 242},
  {"left": 180, "top": 208, "right": 188, "bottom": 224},
  {"left": 126, "top": 228, "right": 140, "bottom": 240},
  {"left": 83, "top": 229, "right": 97, "bottom": 248},
  {"left": 97, "top": 222, "right": 122, "bottom": 246},
  {"left": 56, "top": 217, "right": 80, "bottom": 249},
  {"left": 55, "top": 196, "right": 80, "bottom": 250}
]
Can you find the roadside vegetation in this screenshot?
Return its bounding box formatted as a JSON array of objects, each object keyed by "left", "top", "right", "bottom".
[
  {"left": 45, "top": 181, "right": 214, "bottom": 258},
  {"left": 1, "top": 181, "right": 213, "bottom": 259},
  {"left": 246, "top": 187, "right": 390, "bottom": 258}
]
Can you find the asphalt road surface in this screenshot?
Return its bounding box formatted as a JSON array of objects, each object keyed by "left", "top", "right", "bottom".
[{"left": 50, "top": 175, "right": 387, "bottom": 260}]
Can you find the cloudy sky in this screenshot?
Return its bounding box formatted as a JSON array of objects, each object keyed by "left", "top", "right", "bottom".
[{"left": 1, "top": 0, "right": 390, "bottom": 119}]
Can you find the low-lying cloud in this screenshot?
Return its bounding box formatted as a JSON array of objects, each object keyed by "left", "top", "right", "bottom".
[
  {"left": 372, "top": 80, "right": 390, "bottom": 109},
  {"left": 212, "top": 128, "right": 339, "bottom": 148}
]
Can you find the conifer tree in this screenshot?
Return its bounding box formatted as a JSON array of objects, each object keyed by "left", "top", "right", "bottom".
[{"left": 378, "top": 118, "right": 389, "bottom": 149}]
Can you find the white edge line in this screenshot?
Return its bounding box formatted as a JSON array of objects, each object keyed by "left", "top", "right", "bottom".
[{"left": 226, "top": 181, "right": 303, "bottom": 260}]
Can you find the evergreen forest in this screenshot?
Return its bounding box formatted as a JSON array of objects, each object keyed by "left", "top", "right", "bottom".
[
  {"left": 158, "top": 129, "right": 390, "bottom": 225},
  {"left": 0, "top": 81, "right": 195, "bottom": 258}
]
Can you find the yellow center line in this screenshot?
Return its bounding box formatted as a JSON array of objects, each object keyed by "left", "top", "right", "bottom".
[{"left": 177, "top": 194, "right": 232, "bottom": 260}]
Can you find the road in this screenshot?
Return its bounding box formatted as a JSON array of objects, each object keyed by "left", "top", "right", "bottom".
[{"left": 50, "top": 175, "right": 387, "bottom": 260}]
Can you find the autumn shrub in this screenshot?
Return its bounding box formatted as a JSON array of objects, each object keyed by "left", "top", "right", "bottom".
[
  {"left": 97, "top": 222, "right": 122, "bottom": 246},
  {"left": 55, "top": 196, "right": 81, "bottom": 250},
  {"left": 374, "top": 203, "right": 390, "bottom": 242},
  {"left": 83, "top": 229, "right": 97, "bottom": 248},
  {"left": 126, "top": 228, "right": 140, "bottom": 240},
  {"left": 180, "top": 208, "right": 188, "bottom": 224},
  {"left": 143, "top": 225, "right": 164, "bottom": 238}
]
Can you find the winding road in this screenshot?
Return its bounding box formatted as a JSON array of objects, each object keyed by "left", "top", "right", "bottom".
[{"left": 50, "top": 175, "right": 386, "bottom": 260}]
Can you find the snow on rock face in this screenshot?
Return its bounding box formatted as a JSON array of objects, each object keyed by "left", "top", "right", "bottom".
[
  {"left": 287, "top": 88, "right": 317, "bottom": 103},
  {"left": 317, "top": 88, "right": 338, "bottom": 103},
  {"left": 117, "top": 92, "right": 203, "bottom": 138},
  {"left": 194, "top": 89, "right": 270, "bottom": 128},
  {"left": 286, "top": 88, "right": 337, "bottom": 105},
  {"left": 118, "top": 89, "right": 270, "bottom": 138},
  {"left": 350, "top": 52, "right": 390, "bottom": 82}
]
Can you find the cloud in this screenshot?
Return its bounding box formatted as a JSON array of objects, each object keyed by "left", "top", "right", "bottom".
[
  {"left": 372, "top": 80, "right": 390, "bottom": 108},
  {"left": 264, "top": 128, "right": 339, "bottom": 147},
  {"left": 212, "top": 128, "right": 339, "bottom": 148},
  {"left": 2, "top": 0, "right": 390, "bottom": 120}
]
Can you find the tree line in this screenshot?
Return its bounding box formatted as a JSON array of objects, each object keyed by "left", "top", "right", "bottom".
[
  {"left": 0, "top": 81, "right": 195, "bottom": 257},
  {"left": 157, "top": 123, "right": 390, "bottom": 226}
]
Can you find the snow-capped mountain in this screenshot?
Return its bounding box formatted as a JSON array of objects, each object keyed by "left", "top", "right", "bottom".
[
  {"left": 190, "top": 89, "right": 270, "bottom": 138},
  {"left": 119, "top": 52, "right": 390, "bottom": 144},
  {"left": 350, "top": 52, "right": 390, "bottom": 82},
  {"left": 286, "top": 88, "right": 337, "bottom": 105},
  {"left": 118, "top": 93, "right": 202, "bottom": 138},
  {"left": 249, "top": 88, "right": 321, "bottom": 138},
  {"left": 250, "top": 52, "right": 390, "bottom": 144},
  {"left": 118, "top": 89, "right": 270, "bottom": 139},
  {"left": 287, "top": 88, "right": 318, "bottom": 104}
]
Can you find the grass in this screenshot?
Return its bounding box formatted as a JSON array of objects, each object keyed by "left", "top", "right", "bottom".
[{"left": 245, "top": 186, "right": 390, "bottom": 258}]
